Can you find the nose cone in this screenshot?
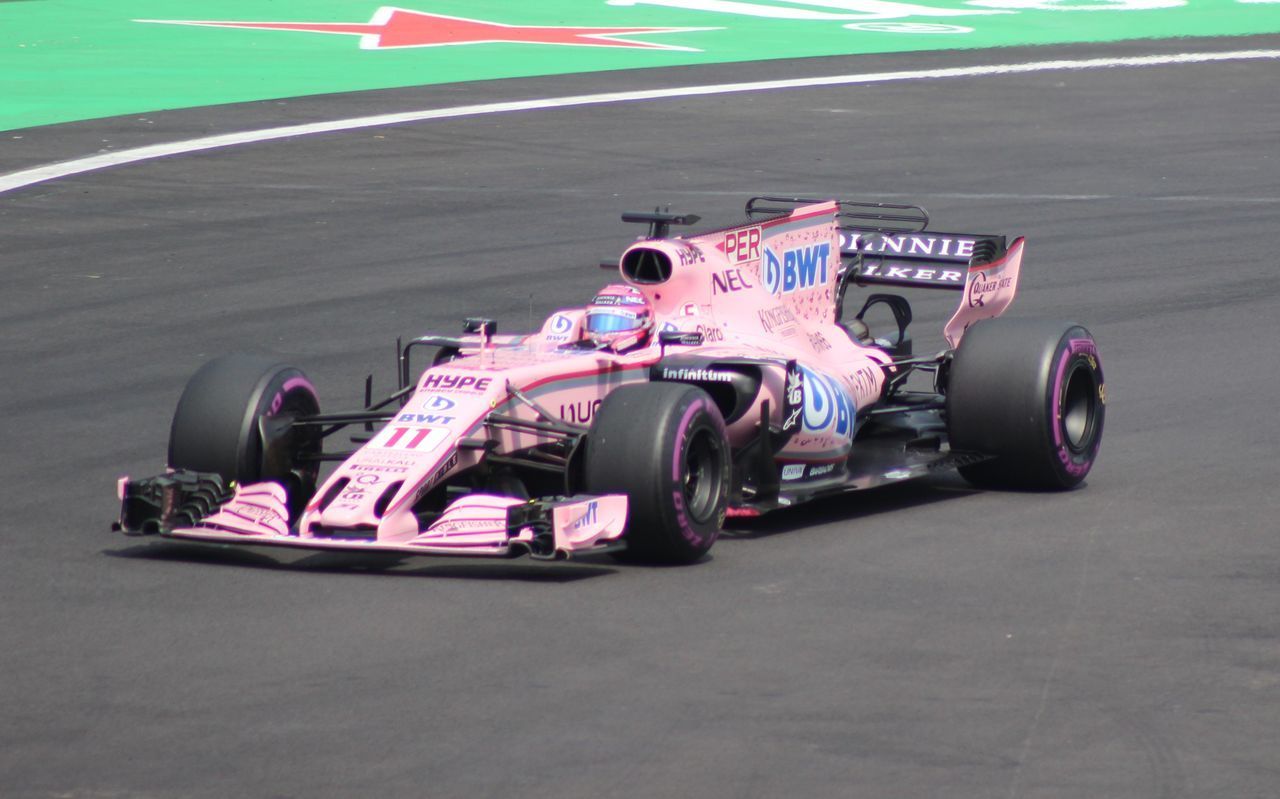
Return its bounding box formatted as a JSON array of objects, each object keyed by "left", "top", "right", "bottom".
[
  {"left": 299, "top": 383, "right": 496, "bottom": 541},
  {"left": 302, "top": 469, "right": 409, "bottom": 538}
]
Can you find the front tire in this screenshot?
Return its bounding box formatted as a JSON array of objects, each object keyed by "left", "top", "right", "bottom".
[
  {"left": 947, "top": 319, "right": 1105, "bottom": 489},
  {"left": 585, "top": 383, "right": 730, "bottom": 564},
  {"left": 168, "top": 355, "right": 321, "bottom": 518}
]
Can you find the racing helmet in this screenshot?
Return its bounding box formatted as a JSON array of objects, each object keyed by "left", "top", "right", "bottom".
[{"left": 584, "top": 284, "right": 654, "bottom": 351}]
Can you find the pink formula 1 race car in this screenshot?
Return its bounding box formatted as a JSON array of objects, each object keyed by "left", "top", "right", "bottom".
[{"left": 114, "top": 197, "right": 1105, "bottom": 564}]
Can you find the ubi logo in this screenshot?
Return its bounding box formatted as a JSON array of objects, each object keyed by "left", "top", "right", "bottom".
[
  {"left": 799, "top": 365, "right": 852, "bottom": 437},
  {"left": 423, "top": 395, "right": 455, "bottom": 411},
  {"left": 762, "top": 242, "right": 832, "bottom": 295}
]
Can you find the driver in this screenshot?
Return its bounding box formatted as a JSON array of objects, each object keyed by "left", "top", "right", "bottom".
[{"left": 584, "top": 284, "right": 654, "bottom": 352}]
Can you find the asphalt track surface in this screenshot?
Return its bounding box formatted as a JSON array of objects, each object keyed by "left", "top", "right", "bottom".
[{"left": 3, "top": 36, "right": 1279, "bottom": 798}]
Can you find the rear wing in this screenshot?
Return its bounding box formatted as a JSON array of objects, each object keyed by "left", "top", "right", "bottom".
[{"left": 745, "top": 196, "right": 1006, "bottom": 291}]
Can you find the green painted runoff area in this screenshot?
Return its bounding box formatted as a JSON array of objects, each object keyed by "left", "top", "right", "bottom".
[{"left": 2, "top": 0, "right": 1279, "bottom": 131}]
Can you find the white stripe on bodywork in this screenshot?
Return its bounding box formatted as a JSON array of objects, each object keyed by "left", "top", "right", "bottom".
[{"left": 2, "top": 49, "right": 1278, "bottom": 195}]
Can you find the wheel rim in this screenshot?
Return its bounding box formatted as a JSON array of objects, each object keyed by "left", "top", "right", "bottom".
[
  {"left": 682, "top": 426, "right": 725, "bottom": 524},
  {"left": 251, "top": 386, "right": 321, "bottom": 486},
  {"left": 1061, "top": 361, "right": 1098, "bottom": 453},
  {"left": 282, "top": 389, "right": 321, "bottom": 484}
]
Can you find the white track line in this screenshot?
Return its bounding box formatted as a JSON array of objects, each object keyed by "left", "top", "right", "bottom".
[
  {"left": 3, "top": 49, "right": 1279, "bottom": 195},
  {"left": 259, "top": 185, "right": 1280, "bottom": 204}
]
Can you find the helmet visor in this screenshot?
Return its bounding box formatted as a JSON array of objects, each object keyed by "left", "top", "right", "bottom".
[{"left": 586, "top": 310, "right": 642, "bottom": 334}]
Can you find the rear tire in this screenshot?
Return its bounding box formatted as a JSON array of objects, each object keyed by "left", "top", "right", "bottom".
[
  {"left": 168, "top": 355, "right": 321, "bottom": 518},
  {"left": 947, "top": 319, "right": 1105, "bottom": 490},
  {"left": 585, "top": 383, "right": 729, "bottom": 564}
]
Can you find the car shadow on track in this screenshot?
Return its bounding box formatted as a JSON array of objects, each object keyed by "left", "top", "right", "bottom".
[
  {"left": 103, "top": 543, "right": 617, "bottom": 582},
  {"left": 102, "top": 475, "right": 984, "bottom": 576},
  {"left": 722, "top": 474, "right": 980, "bottom": 540}
]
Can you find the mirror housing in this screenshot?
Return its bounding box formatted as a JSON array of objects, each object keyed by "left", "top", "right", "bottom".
[
  {"left": 463, "top": 318, "right": 496, "bottom": 336},
  {"left": 659, "top": 330, "right": 704, "bottom": 348}
]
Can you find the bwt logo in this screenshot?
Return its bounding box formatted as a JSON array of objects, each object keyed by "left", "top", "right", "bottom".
[
  {"left": 398, "top": 413, "right": 455, "bottom": 425},
  {"left": 571, "top": 501, "right": 598, "bottom": 530},
  {"left": 422, "top": 395, "right": 455, "bottom": 411},
  {"left": 763, "top": 242, "right": 831, "bottom": 295},
  {"left": 551, "top": 314, "right": 573, "bottom": 334}
]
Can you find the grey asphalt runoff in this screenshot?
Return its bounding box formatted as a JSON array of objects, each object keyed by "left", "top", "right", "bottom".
[{"left": 2, "top": 35, "right": 1278, "bottom": 799}]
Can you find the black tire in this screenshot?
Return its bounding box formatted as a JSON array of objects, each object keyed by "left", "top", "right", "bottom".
[
  {"left": 168, "top": 355, "right": 321, "bottom": 518},
  {"left": 584, "top": 383, "right": 730, "bottom": 564},
  {"left": 947, "top": 319, "right": 1105, "bottom": 490}
]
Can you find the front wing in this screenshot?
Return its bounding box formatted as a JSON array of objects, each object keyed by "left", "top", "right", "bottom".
[{"left": 115, "top": 472, "right": 627, "bottom": 560}]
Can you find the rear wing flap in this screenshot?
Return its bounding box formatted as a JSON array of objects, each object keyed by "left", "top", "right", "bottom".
[
  {"left": 744, "top": 196, "right": 1006, "bottom": 291},
  {"left": 842, "top": 228, "right": 1007, "bottom": 291}
]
